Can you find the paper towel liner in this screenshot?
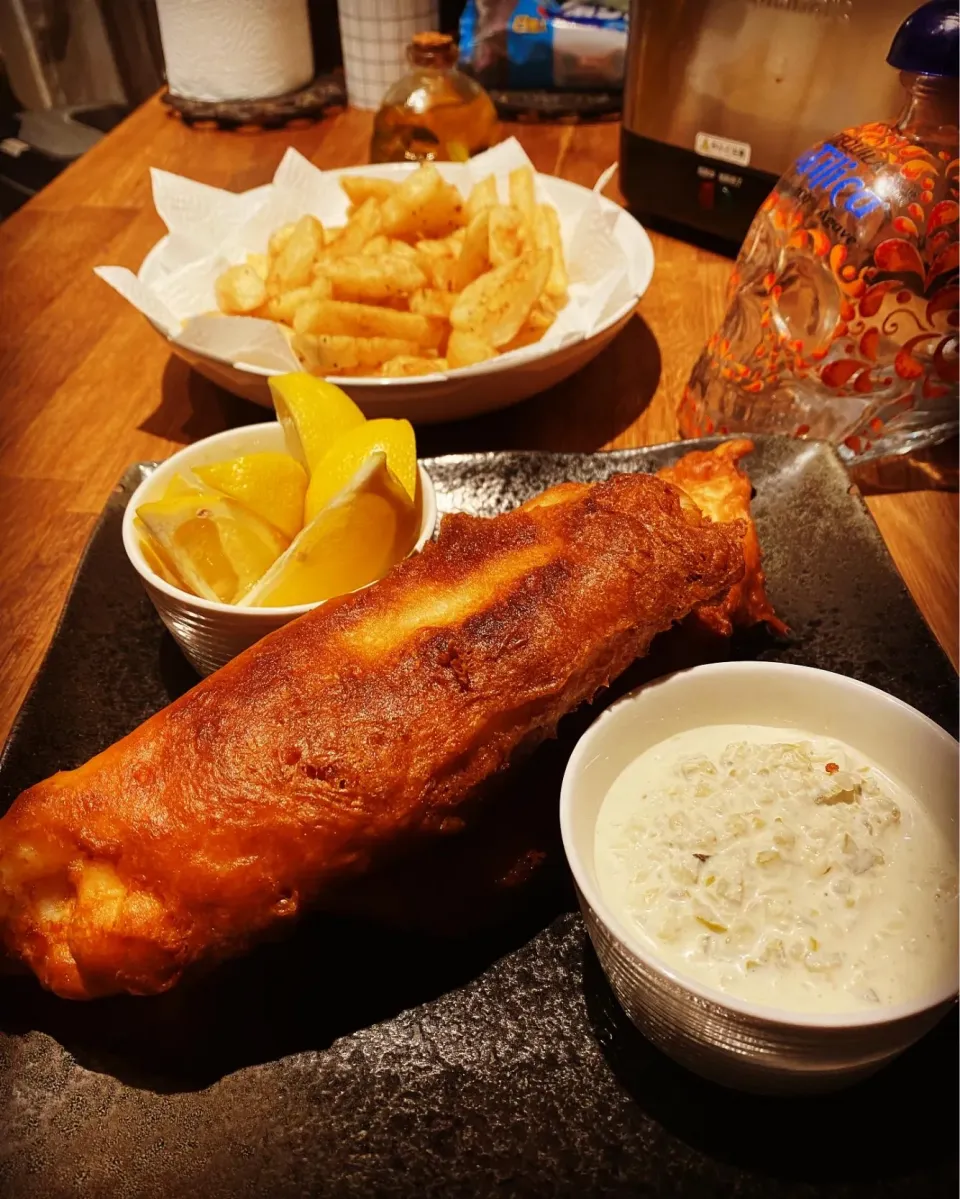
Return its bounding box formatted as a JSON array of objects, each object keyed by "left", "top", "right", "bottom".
[
  {"left": 156, "top": 0, "right": 315, "bottom": 103},
  {"left": 94, "top": 138, "right": 646, "bottom": 382},
  {"left": 337, "top": 0, "right": 439, "bottom": 110}
]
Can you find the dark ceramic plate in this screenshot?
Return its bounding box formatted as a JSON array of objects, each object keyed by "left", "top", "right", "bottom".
[{"left": 0, "top": 436, "right": 956, "bottom": 1199}]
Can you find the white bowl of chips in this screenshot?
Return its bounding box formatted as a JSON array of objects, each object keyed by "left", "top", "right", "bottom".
[{"left": 97, "top": 140, "right": 654, "bottom": 424}]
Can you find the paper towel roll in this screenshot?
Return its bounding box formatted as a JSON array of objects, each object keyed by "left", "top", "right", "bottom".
[
  {"left": 157, "top": 0, "right": 316, "bottom": 102},
  {"left": 337, "top": 0, "right": 439, "bottom": 110}
]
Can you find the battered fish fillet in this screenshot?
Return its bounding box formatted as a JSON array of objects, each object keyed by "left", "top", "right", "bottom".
[
  {"left": 0, "top": 472, "right": 744, "bottom": 999},
  {"left": 657, "top": 439, "right": 787, "bottom": 637}
]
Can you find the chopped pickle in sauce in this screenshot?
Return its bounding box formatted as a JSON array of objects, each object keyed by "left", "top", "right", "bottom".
[{"left": 594, "top": 725, "right": 958, "bottom": 1014}]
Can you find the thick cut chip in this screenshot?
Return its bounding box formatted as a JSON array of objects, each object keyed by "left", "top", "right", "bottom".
[
  {"left": 386, "top": 239, "right": 419, "bottom": 260},
  {"left": 380, "top": 163, "right": 466, "bottom": 239},
  {"left": 447, "top": 330, "right": 498, "bottom": 369},
  {"left": 319, "top": 255, "right": 427, "bottom": 302},
  {"left": 246, "top": 252, "right": 269, "bottom": 281},
  {"left": 340, "top": 176, "right": 399, "bottom": 206},
  {"left": 291, "top": 298, "right": 443, "bottom": 347},
  {"left": 410, "top": 288, "right": 456, "bottom": 319},
  {"left": 264, "top": 277, "right": 333, "bottom": 325},
  {"left": 268, "top": 214, "right": 324, "bottom": 293},
  {"left": 380, "top": 356, "right": 447, "bottom": 377},
  {"left": 321, "top": 197, "right": 381, "bottom": 260},
  {"left": 215, "top": 264, "right": 266, "bottom": 315},
  {"left": 450, "top": 250, "right": 551, "bottom": 348},
  {"left": 361, "top": 234, "right": 390, "bottom": 258},
  {"left": 294, "top": 333, "right": 423, "bottom": 376},
  {"left": 508, "top": 166, "right": 536, "bottom": 223},
  {"left": 452, "top": 209, "right": 490, "bottom": 291},
  {"left": 533, "top": 204, "right": 568, "bottom": 300},
  {"left": 488, "top": 204, "right": 528, "bottom": 267},
  {"left": 466, "top": 173, "right": 498, "bottom": 219},
  {"left": 268, "top": 222, "right": 296, "bottom": 258}
]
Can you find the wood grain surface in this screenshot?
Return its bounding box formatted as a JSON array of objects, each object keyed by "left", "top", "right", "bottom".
[{"left": 0, "top": 100, "right": 955, "bottom": 747}]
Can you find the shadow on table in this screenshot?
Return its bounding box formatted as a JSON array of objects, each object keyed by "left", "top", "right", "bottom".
[
  {"left": 417, "top": 312, "right": 663, "bottom": 457},
  {"left": 139, "top": 354, "right": 265, "bottom": 447},
  {"left": 582, "top": 941, "right": 959, "bottom": 1188}
]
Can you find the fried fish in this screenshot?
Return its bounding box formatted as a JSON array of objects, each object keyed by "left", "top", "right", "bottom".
[
  {"left": 0, "top": 470, "right": 744, "bottom": 999},
  {"left": 657, "top": 438, "right": 787, "bottom": 637}
]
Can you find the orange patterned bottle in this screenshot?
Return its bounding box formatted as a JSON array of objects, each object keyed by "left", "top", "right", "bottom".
[{"left": 679, "top": 1, "right": 958, "bottom": 463}]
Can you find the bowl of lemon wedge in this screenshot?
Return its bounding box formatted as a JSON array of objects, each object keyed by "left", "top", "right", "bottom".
[{"left": 122, "top": 373, "right": 437, "bottom": 676}]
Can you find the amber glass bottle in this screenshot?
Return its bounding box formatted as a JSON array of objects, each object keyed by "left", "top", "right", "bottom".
[{"left": 370, "top": 32, "right": 498, "bottom": 164}]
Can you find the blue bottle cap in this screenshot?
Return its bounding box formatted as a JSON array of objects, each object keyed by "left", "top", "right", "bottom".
[{"left": 887, "top": 1, "right": 959, "bottom": 78}]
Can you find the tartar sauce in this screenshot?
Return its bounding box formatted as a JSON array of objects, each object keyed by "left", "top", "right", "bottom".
[{"left": 594, "top": 725, "right": 958, "bottom": 1014}]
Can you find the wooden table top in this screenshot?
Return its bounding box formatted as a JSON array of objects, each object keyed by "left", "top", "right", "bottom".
[{"left": 0, "top": 98, "right": 956, "bottom": 745}]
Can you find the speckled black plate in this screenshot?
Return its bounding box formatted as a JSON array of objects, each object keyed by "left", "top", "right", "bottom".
[{"left": 0, "top": 436, "right": 956, "bottom": 1199}]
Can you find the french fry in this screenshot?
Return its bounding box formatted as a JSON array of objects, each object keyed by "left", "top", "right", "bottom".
[
  {"left": 361, "top": 234, "right": 390, "bottom": 258},
  {"left": 293, "top": 333, "right": 422, "bottom": 375},
  {"left": 380, "top": 355, "right": 448, "bottom": 377},
  {"left": 291, "top": 298, "right": 444, "bottom": 347},
  {"left": 534, "top": 203, "right": 568, "bottom": 300},
  {"left": 387, "top": 239, "right": 419, "bottom": 260},
  {"left": 450, "top": 249, "right": 551, "bottom": 347},
  {"left": 451, "top": 210, "right": 490, "bottom": 291},
  {"left": 215, "top": 164, "right": 573, "bottom": 383},
  {"left": 215, "top": 264, "right": 267, "bottom": 314},
  {"left": 508, "top": 167, "right": 537, "bottom": 224},
  {"left": 410, "top": 289, "right": 457, "bottom": 319},
  {"left": 246, "top": 252, "right": 269, "bottom": 281},
  {"left": 466, "top": 174, "right": 498, "bottom": 220},
  {"left": 415, "top": 234, "right": 460, "bottom": 259},
  {"left": 268, "top": 214, "right": 324, "bottom": 293},
  {"left": 427, "top": 256, "right": 459, "bottom": 292},
  {"left": 488, "top": 204, "right": 527, "bottom": 267},
  {"left": 265, "top": 277, "right": 333, "bottom": 325},
  {"left": 321, "top": 197, "right": 381, "bottom": 261},
  {"left": 380, "top": 163, "right": 466, "bottom": 239},
  {"left": 497, "top": 294, "right": 558, "bottom": 352},
  {"left": 340, "top": 176, "right": 399, "bottom": 206},
  {"left": 268, "top": 222, "right": 297, "bottom": 259},
  {"left": 319, "top": 255, "right": 428, "bottom": 302},
  {"left": 447, "top": 330, "right": 498, "bottom": 369},
  {"left": 528, "top": 294, "right": 558, "bottom": 330}
]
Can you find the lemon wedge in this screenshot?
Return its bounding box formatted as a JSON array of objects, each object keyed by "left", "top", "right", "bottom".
[
  {"left": 136, "top": 492, "right": 289, "bottom": 604},
  {"left": 268, "top": 372, "right": 365, "bottom": 473},
  {"left": 193, "top": 452, "right": 307, "bottom": 540},
  {"left": 304, "top": 418, "right": 417, "bottom": 523},
  {"left": 162, "top": 473, "right": 203, "bottom": 501},
  {"left": 135, "top": 519, "right": 187, "bottom": 589},
  {"left": 241, "top": 452, "right": 418, "bottom": 608}
]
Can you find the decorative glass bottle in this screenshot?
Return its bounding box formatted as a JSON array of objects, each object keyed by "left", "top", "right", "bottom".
[
  {"left": 679, "top": 1, "right": 959, "bottom": 463},
  {"left": 370, "top": 32, "right": 499, "bottom": 164}
]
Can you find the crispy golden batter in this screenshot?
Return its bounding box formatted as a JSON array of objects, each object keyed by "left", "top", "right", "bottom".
[
  {"left": 0, "top": 472, "right": 743, "bottom": 999},
  {"left": 657, "top": 439, "right": 787, "bottom": 637}
]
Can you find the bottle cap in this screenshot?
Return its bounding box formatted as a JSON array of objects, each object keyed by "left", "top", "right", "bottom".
[
  {"left": 408, "top": 32, "right": 457, "bottom": 68},
  {"left": 887, "top": 1, "right": 959, "bottom": 78}
]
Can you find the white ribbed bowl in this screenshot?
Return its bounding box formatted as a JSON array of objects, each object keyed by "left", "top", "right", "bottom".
[
  {"left": 122, "top": 422, "right": 437, "bottom": 676},
  {"left": 560, "top": 661, "right": 959, "bottom": 1095}
]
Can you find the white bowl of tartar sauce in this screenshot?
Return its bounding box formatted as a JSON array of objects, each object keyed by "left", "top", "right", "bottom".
[{"left": 560, "top": 661, "right": 959, "bottom": 1094}]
